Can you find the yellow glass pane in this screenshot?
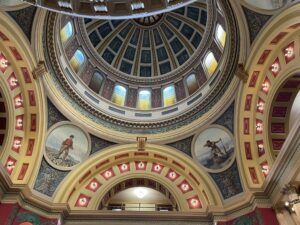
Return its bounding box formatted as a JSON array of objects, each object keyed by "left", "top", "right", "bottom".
[
  {"left": 138, "top": 90, "right": 151, "bottom": 110},
  {"left": 60, "top": 22, "right": 73, "bottom": 44},
  {"left": 163, "top": 86, "right": 175, "bottom": 107},
  {"left": 204, "top": 52, "right": 218, "bottom": 76},
  {"left": 112, "top": 85, "right": 126, "bottom": 106},
  {"left": 216, "top": 24, "right": 226, "bottom": 48}
]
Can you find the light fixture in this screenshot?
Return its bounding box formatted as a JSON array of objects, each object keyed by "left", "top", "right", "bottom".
[{"left": 134, "top": 187, "right": 148, "bottom": 199}]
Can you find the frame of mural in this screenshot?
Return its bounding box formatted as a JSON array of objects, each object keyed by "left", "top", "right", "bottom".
[
  {"left": 192, "top": 125, "right": 235, "bottom": 173},
  {"left": 44, "top": 121, "right": 91, "bottom": 171}
]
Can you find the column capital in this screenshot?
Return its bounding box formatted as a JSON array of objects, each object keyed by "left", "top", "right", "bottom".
[{"left": 33, "top": 61, "right": 48, "bottom": 80}]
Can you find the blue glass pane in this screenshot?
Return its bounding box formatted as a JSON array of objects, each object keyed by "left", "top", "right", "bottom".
[
  {"left": 187, "top": 7, "right": 199, "bottom": 21},
  {"left": 160, "top": 24, "right": 173, "bottom": 39},
  {"left": 166, "top": 16, "right": 181, "bottom": 29},
  {"left": 153, "top": 29, "right": 163, "bottom": 46},
  {"left": 120, "top": 23, "right": 133, "bottom": 38},
  {"left": 173, "top": 7, "right": 185, "bottom": 15},
  {"left": 130, "top": 29, "right": 140, "bottom": 45},
  {"left": 109, "top": 37, "right": 122, "bottom": 53},
  {"left": 177, "top": 50, "right": 189, "bottom": 65},
  {"left": 170, "top": 38, "right": 183, "bottom": 54},
  {"left": 124, "top": 46, "right": 136, "bottom": 61},
  {"left": 141, "top": 50, "right": 151, "bottom": 63},
  {"left": 120, "top": 60, "right": 132, "bottom": 74},
  {"left": 102, "top": 49, "right": 115, "bottom": 64},
  {"left": 181, "top": 24, "right": 194, "bottom": 39},
  {"left": 143, "top": 30, "right": 150, "bottom": 47},
  {"left": 192, "top": 33, "right": 202, "bottom": 48},
  {"left": 159, "top": 62, "right": 171, "bottom": 74},
  {"left": 74, "top": 50, "right": 85, "bottom": 65},
  {"left": 89, "top": 31, "right": 101, "bottom": 47},
  {"left": 157, "top": 47, "right": 168, "bottom": 61},
  {"left": 98, "top": 23, "right": 112, "bottom": 38},
  {"left": 111, "top": 20, "right": 123, "bottom": 28},
  {"left": 200, "top": 10, "right": 207, "bottom": 26},
  {"left": 140, "top": 66, "right": 152, "bottom": 77}
]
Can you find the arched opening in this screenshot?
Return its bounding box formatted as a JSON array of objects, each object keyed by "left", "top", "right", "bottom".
[
  {"left": 137, "top": 89, "right": 151, "bottom": 110},
  {"left": 203, "top": 52, "right": 218, "bottom": 76},
  {"left": 163, "top": 85, "right": 176, "bottom": 107},
  {"left": 112, "top": 84, "right": 127, "bottom": 106},
  {"left": 70, "top": 49, "right": 86, "bottom": 73},
  {"left": 60, "top": 21, "right": 74, "bottom": 45},
  {"left": 99, "top": 178, "right": 178, "bottom": 211}
]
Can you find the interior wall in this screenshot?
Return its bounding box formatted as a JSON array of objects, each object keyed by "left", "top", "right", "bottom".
[{"left": 289, "top": 91, "right": 300, "bottom": 129}]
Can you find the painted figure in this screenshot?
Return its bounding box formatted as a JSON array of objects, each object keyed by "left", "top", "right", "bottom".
[
  {"left": 57, "top": 135, "right": 74, "bottom": 160},
  {"left": 204, "top": 138, "right": 226, "bottom": 158}
]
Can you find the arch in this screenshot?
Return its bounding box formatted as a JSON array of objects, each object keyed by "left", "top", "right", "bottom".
[
  {"left": 237, "top": 4, "right": 300, "bottom": 188},
  {"left": 53, "top": 144, "right": 222, "bottom": 211},
  {"left": 0, "top": 12, "right": 46, "bottom": 185}
]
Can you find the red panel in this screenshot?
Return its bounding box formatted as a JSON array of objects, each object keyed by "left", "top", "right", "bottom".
[
  {"left": 244, "top": 142, "right": 252, "bottom": 160},
  {"left": 244, "top": 94, "right": 252, "bottom": 111},
  {"left": 79, "top": 171, "right": 91, "bottom": 183},
  {"left": 178, "top": 180, "right": 193, "bottom": 193},
  {"left": 21, "top": 67, "right": 32, "bottom": 83},
  {"left": 187, "top": 196, "right": 202, "bottom": 209},
  {"left": 100, "top": 168, "right": 115, "bottom": 180},
  {"left": 9, "top": 47, "right": 22, "bottom": 60},
  {"left": 96, "top": 159, "right": 109, "bottom": 168},
  {"left": 5, "top": 156, "right": 16, "bottom": 175},
  {"left": 166, "top": 169, "right": 180, "bottom": 181},
  {"left": 270, "top": 32, "right": 288, "bottom": 44},
  {"left": 272, "top": 139, "right": 285, "bottom": 150},
  {"left": 262, "top": 77, "right": 271, "bottom": 94},
  {"left": 260, "top": 161, "right": 270, "bottom": 177},
  {"left": 256, "top": 140, "right": 265, "bottom": 157},
  {"left": 282, "top": 42, "right": 295, "bottom": 64},
  {"left": 0, "top": 52, "right": 8, "bottom": 73},
  {"left": 15, "top": 115, "right": 24, "bottom": 130},
  {"left": 0, "top": 31, "right": 9, "bottom": 41},
  {"left": 28, "top": 90, "right": 36, "bottom": 106},
  {"left": 26, "top": 139, "right": 35, "bottom": 156},
  {"left": 115, "top": 153, "right": 129, "bottom": 159},
  {"left": 151, "top": 163, "right": 164, "bottom": 174},
  {"left": 173, "top": 160, "right": 185, "bottom": 170},
  {"left": 249, "top": 167, "right": 259, "bottom": 184},
  {"left": 154, "top": 154, "right": 167, "bottom": 161},
  {"left": 244, "top": 118, "right": 250, "bottom": 134},
  {"left": 13, "top": 93, "right": 23, "bottom": 109},
  {"left": 7, "top": 72, "right": 19, "bottom": 90},
  {"left": 272, "top": 106, "right": 287, "bottom": 117},
  {"left": 276, "top": 92, "right": 292, "bottom": 102},
  {"left": 75, "top": 194, "right": 91, "bottom": 207},
  {"left": 17, "top": 163, "right": 29, "bottom": 180},
  {"left": 257, "top": 50, "right": 271, "bottom": 64},
  {"left": 189, "top": 172, "right": 200, "bottom": 185},
  {"left": 135, "top": 161, "right": 147, "bottom": 170},
  {"left": 118, "top": 162, "right": 130, "bottom": 173},
  {"left": 30, "top": 114, "right": 37, "bottom": 131},
  {"left": 85, "top": 178, "right": 101, "bottom": 192},
  {"left": 249, "top": 71, "right": 259, "bottom": 87},
  {"left": 12, "top": 136, "right": 23, "bottom": 153},
  {"left": 290, "top": 23, "right": 300, "bottom": 29},
  {"left": 269, "top": 58, "right": 281, "bottom": 77},
  {"left": 271, "top": 123, "right": 285, "bottom": 133}
]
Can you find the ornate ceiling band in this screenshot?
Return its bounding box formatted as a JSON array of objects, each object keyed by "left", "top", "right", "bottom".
[
  {"left": 0, "top": 13, "right": 45, "bottom": 185},
  {"left": 238, "top": 4, "right": 300, "bottom": 188},
  {"left": 53, "top": 144, "right": 221, "bottom": 211}
]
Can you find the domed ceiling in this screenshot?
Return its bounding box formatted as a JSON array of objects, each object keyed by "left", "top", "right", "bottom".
[{"left": 43, "top": 0, "right": 239, "bottom": 134}]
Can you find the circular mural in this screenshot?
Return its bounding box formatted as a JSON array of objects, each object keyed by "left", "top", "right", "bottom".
[
  {"left": 44, "top": 122, "right": 91, "bottom": 171},
  {"left": 193, "top": 126, "right": 234, "bottom": 172}
]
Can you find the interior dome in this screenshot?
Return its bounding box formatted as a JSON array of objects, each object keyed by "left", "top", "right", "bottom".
[
  {"left": 82, "top": 4, "right": 207, "bottom": 77},
  {"left": 44, "top": 0, "right": 239, "bottom": 134}
]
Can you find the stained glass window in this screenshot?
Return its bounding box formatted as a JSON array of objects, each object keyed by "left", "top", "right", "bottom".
[
  {"left": 70, "top": 49, "right": 86, "bottom": 73},
  {"left": 163, "top": 85, "right": 176, "bottom": 107},
  {"left": 186, "top": 74, "right": 199, "bottom": 95},
  {"left": 138, "top": 90, "right": 151, "bottom": 110},
  {"left": 60, "top": 21, "right": 73, "bottom": 44},
  {"left": 216, "top": 24, "right": 226, "bottom": 48},
  {"left": 204, "top": 52, "right": 218, "bottom": 76},
  {"left": 89, "top": 72, "right": 103, "bottom": 93},
  {"left": 112, "top": 85, "right": 127, "bottom": 106}
]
